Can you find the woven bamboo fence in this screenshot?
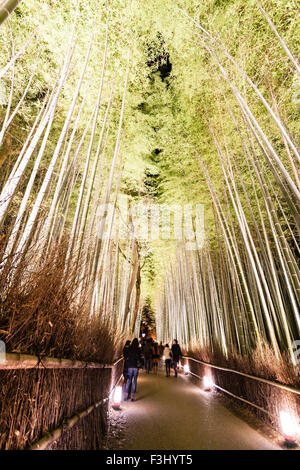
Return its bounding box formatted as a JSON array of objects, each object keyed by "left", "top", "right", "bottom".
[
  {"left": 181, "top": 356, "right": 300, "bottom": 442},
  {"left": 0, "top": 353, "right": 123, "bottom": 450}
]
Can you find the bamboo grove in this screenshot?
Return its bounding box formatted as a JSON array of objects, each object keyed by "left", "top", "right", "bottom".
[
  {"left": 0, "top": 0, "right": 299, "bottom": 375},
  {"left": 156, "top": 1, "right": 300, "bottom": 371},
  {"left": 0, "top": 1, "right": 144, "bottom": 360}
]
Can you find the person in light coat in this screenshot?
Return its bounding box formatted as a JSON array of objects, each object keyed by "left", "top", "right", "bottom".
[{"left": 164, "top": 343, "right": 172, "bottom": 377}]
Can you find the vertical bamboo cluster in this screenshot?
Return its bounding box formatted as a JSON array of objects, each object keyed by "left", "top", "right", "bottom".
[
  {"left": 156, "top": 4, "right": 300, "bottom": 366},
  {"left": 0, "top": 0, "right": 23, "bottom": 26},
  {"left": 0, "top": 3, "right": 140, "bottom": 349}
]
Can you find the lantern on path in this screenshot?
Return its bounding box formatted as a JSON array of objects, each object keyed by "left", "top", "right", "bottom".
[
  {"left": 112, "top": 386, "right": 122, "bottom": 410},
  {"left": 183, "top": 364, "right": 190, "bottom": 375},
  {"left": 203, "top": 375, "right": 214, "bottom": 391},
  {"left": 280, "top": 411, "right": 298, "bottom": 447}
]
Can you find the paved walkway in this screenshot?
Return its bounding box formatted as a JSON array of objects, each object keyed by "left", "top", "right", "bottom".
[{"left": 108, "top": 369, "right": 280, "bottom": 450}]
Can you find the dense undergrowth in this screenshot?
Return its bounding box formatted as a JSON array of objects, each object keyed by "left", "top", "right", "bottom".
[
  {"left": 188, "top": 342, "right": 300, "bottom": 388},
  {"left": 0, "top": 237, "right": 120, "bottom": 363}
]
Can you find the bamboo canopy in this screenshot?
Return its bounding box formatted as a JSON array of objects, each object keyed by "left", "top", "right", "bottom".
[{"left": 0, "top": 0, "right": 299, "bottom": 380}]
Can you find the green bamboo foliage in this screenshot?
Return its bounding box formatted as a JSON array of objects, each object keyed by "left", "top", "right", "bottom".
[
  {"left": 156, "top": 2, "right": 299, "bottom": 366},
  {"left": 0, "top": 2, "right": 140, "bottom": 342},
  {"left": 0, "top": 0, "right": 299, "bottom": 365}
]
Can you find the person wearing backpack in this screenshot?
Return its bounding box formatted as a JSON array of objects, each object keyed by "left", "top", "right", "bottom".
[
  {"left": 152, "top": 342, "right": 159, "bottom": 375},
  {"left": 158, "top": 341, "right": 164, "bottom": 369},
  {"left": 143, "top": 338, "right": 153, "bottom": 374},
  {"left": 122, "top": 339, "right": 131, "bottom": 387},
  {"left": 171, "top": 339, "right": 182, "bottom": 377}
]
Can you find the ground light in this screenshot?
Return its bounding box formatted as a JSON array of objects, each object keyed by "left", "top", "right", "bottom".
[
  {"left": 280, "top": 411, "right": 299, "bottom": 447},
  {"left": 112, "top": 386, "right": 122, "bottom": 410},
  {"left": 162, "top": 355, "right": 165, "bottom": 361},
  {"left": 203, "top": 375, "right": 214, "bottom": 391},
  {"left": 183, "top": 364, "right": 190, "bottom": 375}
]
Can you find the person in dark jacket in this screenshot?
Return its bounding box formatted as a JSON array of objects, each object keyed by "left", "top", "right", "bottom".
[
  {"left": 158, "top": 341, "right": 164, "bottom": 369},
  {"left": 126, "top": 338, "right": 142, "bottom": 401},
  {"left": 122, "top": 340, "right": 131, "bottom": 387},
  {"left": 164, "top": 343, "right": 172, "bottom": 377},
  {"left": 152, "top": 342, "right": 159, "bottom": 375},
  {"left": 143, "top": 338, "right": 153, "bottom": 374},
  {"left": 171, "top": 339, "right": 182, "bottom": 377}
]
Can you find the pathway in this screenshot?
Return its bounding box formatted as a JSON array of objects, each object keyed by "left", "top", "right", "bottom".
[{"left": 107, "top": 369, "right": 280, "bottom": 450}]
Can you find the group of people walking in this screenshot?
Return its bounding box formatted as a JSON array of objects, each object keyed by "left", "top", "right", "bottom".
[
  {"left": 163, "top": 340, "right": 182, "bottom": 377},
  {"left": 142, "top": 338, "right": 182, "bottom": 377},
  {"left": 122, "top": 337, "right": 182, "bottom": 401}
]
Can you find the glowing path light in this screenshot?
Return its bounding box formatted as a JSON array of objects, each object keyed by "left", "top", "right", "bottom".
[
  {"left": 203, "top": 375, "right": 214, "bottom": 391},
  {"left": 112, "top": 386, "right": 122, "bottom": 410},
  {"left": 183, "top": 364, "right": 190, "bottom": 375},
  {"left": 280, "top": 411, "right": 298, "bottom": 446}
]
